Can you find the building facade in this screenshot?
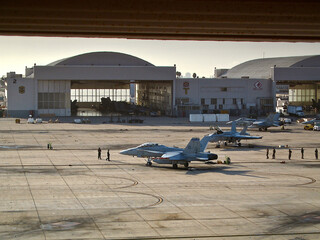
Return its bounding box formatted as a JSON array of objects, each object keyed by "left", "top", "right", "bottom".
[{"left": 4, "top": 52, "right": 320, "bottom": 118}]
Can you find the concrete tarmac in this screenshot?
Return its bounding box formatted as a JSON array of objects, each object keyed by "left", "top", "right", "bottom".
[{"left": 1, "top": 117, "right": 320, "bottom": 239}]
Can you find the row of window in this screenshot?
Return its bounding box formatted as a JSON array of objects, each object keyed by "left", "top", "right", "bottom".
[
  {"left": 71, "top": 89, "right": 130, "bottom": 102},
  {"left": 38, "top": 93, "right": 67, "bottom": 109},
  {"left": 201, "top": 98, "right": 244, "bottom": 105},
  {"left": 289, "top": 89, "right": 315, "bottom": 102}
]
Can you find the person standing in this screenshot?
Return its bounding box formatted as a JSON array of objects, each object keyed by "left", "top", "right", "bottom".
[
  {"left": 315, "top": 148, "right": 318, "bottom": 160},
  {"left": 272, "top": 148, "right": 276, "bottom": 159},
  {"left": 266, "top": 148, "right": 269, "bottom": 159},
  {"left": 106, "top": 149, "right": 110, "bottom": 161},
  {"left": 301, "top": 147, "right": 304, "bottom": 159},
  {"left": 98, "top": 147, "right": 102, "bottom": 160},
  {"left": 288, "top": 149, "right": 292, "bottom": 160}
]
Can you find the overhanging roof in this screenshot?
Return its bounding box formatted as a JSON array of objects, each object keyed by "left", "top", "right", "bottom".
[{"left": 1, "top": 0, "right": 320, "bottom": 42}]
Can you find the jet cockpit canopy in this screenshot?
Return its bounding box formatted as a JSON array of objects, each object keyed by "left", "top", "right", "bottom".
[{"left": 138, "top": 143, "right": 159, "bottom": 148}]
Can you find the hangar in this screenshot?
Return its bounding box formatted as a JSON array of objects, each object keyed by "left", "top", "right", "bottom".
[
  {"left": 3, "top": 53, "right": 320, "bottom": 118},
  {"left": 4, "top": 52, "right": 176, "bottom": 117},
  {"left": 219, "top": 55, "right": 320, "bottom": 114}
]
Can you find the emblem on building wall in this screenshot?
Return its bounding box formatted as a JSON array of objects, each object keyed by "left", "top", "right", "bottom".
[
  {"left": 183, "top": 81, "right": 189, "bottom": 95},
  {"left": 18, "top": 86, "right": 25, "bottom": 94},
  {"left": 253, "top": 81, "right": 262, "bottom": 90}
]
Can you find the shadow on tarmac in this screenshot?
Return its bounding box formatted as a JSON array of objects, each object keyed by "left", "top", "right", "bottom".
[{"left": 185, "top": 166, "right": 267, "bottom": 178}]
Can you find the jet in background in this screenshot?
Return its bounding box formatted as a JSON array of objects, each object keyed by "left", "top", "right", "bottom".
[
  {"left": 249, "top": 112, "right": 281, "bottom": 131},
  {"left": 120, "top": 135, "right": 217, "bottom": 168},
  {"left": 226, "top": 117, "right": 256, "bottom": 126},
  {"left": 301, "top": 118, "right": 318, "bottom": 125},
  {"left": 208, "top": 121, "right": 262, "bottom": 147}
]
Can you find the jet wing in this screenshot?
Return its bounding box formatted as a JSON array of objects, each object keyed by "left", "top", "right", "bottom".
[
  {"left": 160, "top": 151, "right": 184, "bottom": 160},
  {"left": 207, "top": 134, "right": 223, "bottom": 142},
  {"left": 136, "top": 149, "right": 164, "bottom": 157},
  {"left": 234, "top": 135, "right": 262, "bottom": 140}
]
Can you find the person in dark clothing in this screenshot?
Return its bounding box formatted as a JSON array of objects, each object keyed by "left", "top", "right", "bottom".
[
  {"left": 288, "top": 149, "right": 292, "bottom": 160},
  {"left": 315, "top": 148, "right": 318, "bottom": 160},
  {"left": 301, "top": 147, "right": 304, "bottom": 159},
  {"left": 98, "top": 147, "right": 102, "bottom": 160},
  {"left": 106, "top": 149, "right": 110, "bottom": 161},
  {"left": 266, "top": 148, "right": 269, "bottom": 159},
  {"left": 272, "top": 148, "right": 276, "bottom": 159}
]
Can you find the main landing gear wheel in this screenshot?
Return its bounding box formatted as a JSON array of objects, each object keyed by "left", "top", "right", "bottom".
[
  {"left": 259, "top": 128, "right": 262, "bottom": 131},
  {"left": 238, "top": 142, "right": 241, "bottom": 147},
  {"left": 146, "top": 158, "right": 152, "bottom": 166},
  {"left": 173, "top": 163, "right": 178, "bottom": 169},
  {"left": 184, "top": 162, "right": 189, "bottom": 168}
]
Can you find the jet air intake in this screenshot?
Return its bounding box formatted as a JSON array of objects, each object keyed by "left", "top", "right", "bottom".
[{"left": 208, "top": 153, "right": 218, "bottom": 160}]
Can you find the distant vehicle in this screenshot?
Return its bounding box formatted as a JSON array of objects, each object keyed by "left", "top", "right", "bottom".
[
  {"left": 35, "top": 118, "right": 42, "bottom": 123},
  {"left": 304, "top": 124, "right": 314, "bottom": 130},
  {"left": 287, "top": 105, "right": 305, "bottom": 117},
  {"left": 280, "top": 117, "right": 292, "bottom": 124},
  {"left": 208, "top": 121, "right": 262, "bottom": 146},
  {"left": 120, "top": 136, "right": 217, "bottom": 168},
  {"left": 313, "top": 122, "right": 320, "bottom": 131},
  {"left": 74, "top": 119, "right": 82, "bottom": 124},
  {"left": 27, "top": 117, "right": 34, "bottom": 124},
  {"left": 249, "top": 112, "right": 281, "bottom": 131}
]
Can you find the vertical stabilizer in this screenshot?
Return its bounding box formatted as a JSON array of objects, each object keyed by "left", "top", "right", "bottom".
[
  {"left": 266, "top": 113, "right": 275, "bottom": 122},
  {"left": 239, "top": 123, "right": 249, "bottom": 135},
  {"left": 183, "top": 138, "right": 201, "bottom": 154},
  {"left": 273, "top": 113, "right": 280, "bottom": 122},
  {"left": 230, "top": 121, "right": 237, "bottom": 133},
  {"left": 200, "top": 135, "right": 211, "bottom": 151}
]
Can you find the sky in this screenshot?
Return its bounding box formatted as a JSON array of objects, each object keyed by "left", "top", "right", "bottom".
[{"left": 2, "top": 36, "right": 320, "bottom": 78}]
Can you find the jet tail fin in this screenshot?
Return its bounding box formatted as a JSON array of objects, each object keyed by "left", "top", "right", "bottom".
[
  {"left": 230, "top": 121, "right": 237, "bottom": 133},
  {"left": 199, "top": 135, "right": 211, "bottom": 152},
  {"left": 183, "top": 138, "right": 200, "bottom": 154},
  {"left": 273, "top": 113, "right": 280, "bottom": 121},
  {"left": 239, "top": 123, "right": 249, "bottom": 135},
  {"left": 266, "top": 113, "right": 275, "bottom": 122}
]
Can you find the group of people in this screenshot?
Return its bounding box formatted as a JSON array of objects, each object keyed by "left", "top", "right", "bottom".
[
  {"left": 98, "top": 147, "right": 110, "bottom": 161},
  {"left": 266, "top": 147, "right": 318, "bottom": 160}
]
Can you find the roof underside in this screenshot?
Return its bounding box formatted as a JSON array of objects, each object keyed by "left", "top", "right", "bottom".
[
  {"left": 1, "top": 0, "right": 320, "bottom": 42},
  {"left": 48, "top": 52, "right": 154, "bottom": 66},
  {"left": 223, "top": 55, "right": 320, "bottom": 79}
]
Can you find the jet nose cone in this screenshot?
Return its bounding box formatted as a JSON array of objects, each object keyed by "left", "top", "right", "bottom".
[
  {"left": 120, "top": 149, "right": 129, "bottom": 155},
  {"left": 120, "top": 148, "right": 134, "bottom": 155}
]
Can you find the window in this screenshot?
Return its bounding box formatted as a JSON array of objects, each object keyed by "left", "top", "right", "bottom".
[
  {"left": 70, "top": 88, "right": 130, "bottom": 103},
  {"left": 233, "top": 98, "right": 237, "bottom": 104},
  {"left": 38, "top": 92, "right": 67, "bottom": 109},
  {"left": 201, "top": 98, "right": 205, "bottom": 105},
  {"left": 211, "top": 98, "right": 217, "bottom": 104},
  {"left": 223, "top": 98, "right": 225, "bottom": 104},
  {"left": 221, "top": 87, "right": 227, "bottom": 92}
]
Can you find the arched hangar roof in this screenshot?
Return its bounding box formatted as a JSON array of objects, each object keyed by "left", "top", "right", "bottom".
[
  {"left": 223, "top": 55, "right": 320, "bottom": 79},
  {"left": 48, "top": 52, "right": 154, "bottom": 67}
]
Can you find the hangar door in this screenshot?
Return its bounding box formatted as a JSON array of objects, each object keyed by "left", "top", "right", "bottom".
[{"left": 38, "top": 80, "right": 71, "bottom": 116}]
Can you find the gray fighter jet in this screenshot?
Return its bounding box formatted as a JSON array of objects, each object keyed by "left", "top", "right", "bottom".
[
  {"left": 208, "top": 121, "right": 262, "bottom": 147},
  {"left": 120, "top": 135, "right": 217, "bottom": 168},
  {"left": 249, "top": 112, "right": 281, "bottom": 131}
]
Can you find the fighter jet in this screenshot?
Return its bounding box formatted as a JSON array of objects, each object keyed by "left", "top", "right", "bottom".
[
  {"left": 208, "top": 121, "right": 262, "bottom": 147},
  {"left": 249, "top": 112, "right": 281, "bottom": 131},
  {"left": 119, "top": 135, "right": 217, "bottom": 168},
  {"left": 226, "top": 117, "right": 256, "bottom": 126}
]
